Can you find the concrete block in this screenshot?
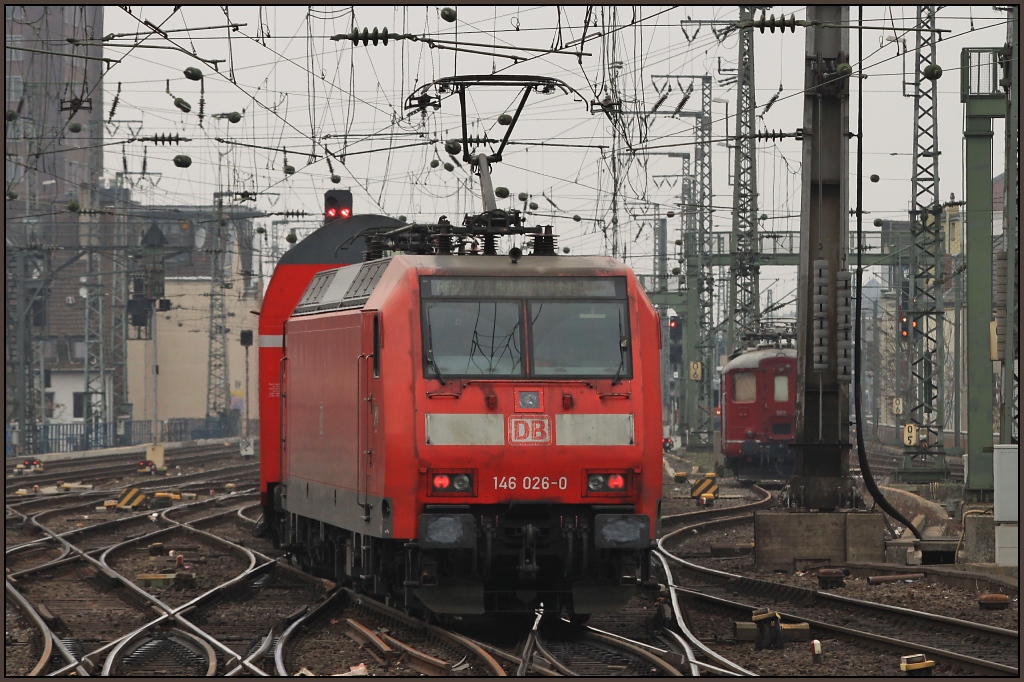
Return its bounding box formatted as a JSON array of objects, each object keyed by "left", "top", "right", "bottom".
[
  {"left": 995, "top": 523, "right": 1018, "bottom": 567},
  {"left": 146, "top": 443, "right": 165, "bottom": 469},
  {"left": 754, "top": 511, "right": 884, "bottom": 572},
  {"left": 959, "top": 514, "right": 995, "bottom": 564},
  {"left": 993, "top": 446, "right": 1018, "bottom": 523},
  {"left": 884, "top": 539, "right": 916, "bottom": 564}
]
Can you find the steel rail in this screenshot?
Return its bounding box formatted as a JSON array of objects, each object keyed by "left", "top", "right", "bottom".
[
  {"left": 659, "top": 512, "right": 1019, "bottom": 676},
  {"left": 532, "top": 637, "right": 577, "bottom": 675},
  {"left": 274, "top": 588, "right": 507, "bottom": 676},
  {"left": 661, "top": 483, "right": 773, "bottom": 527},
  {"left": 222, "top": 627, "right": 275, "bottom": 677},
  {"left": 5, "top": 578, "right": 61, "bottom": 676},
  {"left": 32, "top": 508, "right": 275, "bottom": 677},
  {"left": 652, "top": 550, "right": 756, "bottom": 676},
  {"left": 455, "top": 633, "right": 561, "bottom": 676},
  {"left": 101, "top": 625, "right": 218, "bottom": 677},
  {"left": 581, "top": 628, "right": 685, "bottom": 676},
  {"left": 4, "top": 445, "right": 241, "bottom": 490},
  {"left": 674, "top": 585, "right": 1019, "bottom": 676}
]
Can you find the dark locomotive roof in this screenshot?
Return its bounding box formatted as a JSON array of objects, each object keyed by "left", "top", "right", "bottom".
[
  {"left": 721, "top": 347, "right": 797, "bottom": 372},
  {"left": 277, "top": 214, "right": 405, "bottom": 266}
]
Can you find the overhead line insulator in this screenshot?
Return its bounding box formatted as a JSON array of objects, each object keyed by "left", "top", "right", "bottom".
[
  {"left": 337, "top": 27, "right": 393, "bottom": 47},
  {"left": 744, "top": 12, "right": 801, "bottom": 34}
]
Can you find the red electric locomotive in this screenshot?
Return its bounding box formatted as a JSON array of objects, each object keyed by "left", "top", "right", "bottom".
[
  {"left": 257, "top": 215, "right": 664, "bottom": 620},
  {"left": 719, "top": 346, "right": 797, "bottom": 482}
]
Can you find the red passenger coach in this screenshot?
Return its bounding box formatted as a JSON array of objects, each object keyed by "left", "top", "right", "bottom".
[
  {"left": 259, "top": 240, "right": 664, "bottom": 618},
  {"left": 719, "top": 346, "right": 797, "bottom": 482}
]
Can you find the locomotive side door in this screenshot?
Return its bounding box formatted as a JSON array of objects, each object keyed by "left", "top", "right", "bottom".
[{"left": 357, "top": 310, "right": 382, "bottom": 520}]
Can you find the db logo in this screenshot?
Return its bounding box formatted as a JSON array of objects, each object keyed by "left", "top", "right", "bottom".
[{"left": 508, "top": 416, "right": 551, "bottom": 445}]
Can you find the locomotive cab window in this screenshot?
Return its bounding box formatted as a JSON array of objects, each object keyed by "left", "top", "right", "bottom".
[
  {"left": 420, "top": 276, "right": 629, "bottom": 380},
  {"left": 732, "top": 372, "right": 756, "bottom": 403},
  {"left": 529, "top": 301, "right": 630, "bottom": 378},
  {"left": 422, "top": 300, "right": 524, "bottom": 377}
]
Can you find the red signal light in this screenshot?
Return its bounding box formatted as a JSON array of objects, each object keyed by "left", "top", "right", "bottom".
[
  {"left": 607, "top": 474, "right": 626, "bottom": 490},
  {"left": 326, "top": 207, "right": 337, "bottom": 218},
  {"left": 432, "top": 474, "right": 450, "bottom": 490},
  {"left": 339, "top": 207, "right": 351, "bottom": 218}
]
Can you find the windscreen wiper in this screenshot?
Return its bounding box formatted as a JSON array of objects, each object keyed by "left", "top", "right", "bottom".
[
  {"left": 425, "top": 308, "right": 446, "bottom": 385},
  {"left": 611, "top": 309, "right": 627, "bottom": 386}
]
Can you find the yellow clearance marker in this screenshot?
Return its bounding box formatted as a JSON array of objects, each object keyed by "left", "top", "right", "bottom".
[
  {"left": 116, "top": 487, "right": 147, "bottom": 509},
  {"left": 690, "top": 472, "right": 719, "bottom": 499}
]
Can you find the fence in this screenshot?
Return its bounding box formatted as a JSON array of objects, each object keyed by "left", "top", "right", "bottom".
[{"left": 5, "top": 418, "right": 259, "bottom": 457}]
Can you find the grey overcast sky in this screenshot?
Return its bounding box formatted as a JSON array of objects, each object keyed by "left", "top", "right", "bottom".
[{"left": 98, "top": 5, "right": 1012, "bottom": 306}]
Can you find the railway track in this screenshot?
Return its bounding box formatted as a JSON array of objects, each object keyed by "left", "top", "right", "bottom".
[
  {"left": 275, "top": 587, "right": 507, "bottom": 676},
  {"left": 657, "top": 501, "right": 1019, "bottom": 676},
  {"left": 5, "top": 444, "right": 244, "bottom": 496}
]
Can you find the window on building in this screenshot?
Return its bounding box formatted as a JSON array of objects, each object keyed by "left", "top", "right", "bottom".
[
  {"left": 44, "top": 336, "right": 58, "bottom": 361},
  {"left": 45, "top": 391, "right": 54, "bottom": 419},
  {"left": 73, "top": 392, "right": 87, "bottom": 419},
  {"left": 6, "top": 74, "right": 23, "bottom": 103},
  {"left": 6, "top": 35, "right": 23, "bottom": 61},
  {"left": 68, "top": 160, "right": 80, "bottom": 188},
  {"left": 69, "top": 335, "right": 86, "bottom": 361}
]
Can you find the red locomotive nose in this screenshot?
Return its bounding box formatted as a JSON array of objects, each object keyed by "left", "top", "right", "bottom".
[
  {"left": 432, "top": 474, "right": 450, "bottom": 490},
  {"left": 607, "top": 474, "right": 626, "bottom": 490}
]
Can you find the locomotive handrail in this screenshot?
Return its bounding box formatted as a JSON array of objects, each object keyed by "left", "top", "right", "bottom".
[
  {"left": 278, "top": 355, "right": 288, "bottom": 477},
  {"left": 356, "top": 352, "right": 372, "bottom": 519}
]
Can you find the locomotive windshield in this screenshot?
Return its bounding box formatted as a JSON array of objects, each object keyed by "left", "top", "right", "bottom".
[
  {"left": 529, "top": 301, "right": 629, "bottom": 378},
  {"left": 422, "top": 300, "right": 524, "bottom": 377},
  {"left": 420, "top": 276, "right": 631, "bottom": 380}
]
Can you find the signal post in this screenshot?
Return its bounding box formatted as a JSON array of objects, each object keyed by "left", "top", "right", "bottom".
[{"left": 753, "top": 6, "right": 885, "bottom": 572}]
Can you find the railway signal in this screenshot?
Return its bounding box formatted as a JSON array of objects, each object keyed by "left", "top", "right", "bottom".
[
  {"left": 324, "top": 189, "right": 353, "bottom": 222},
  {"left": 669, "top": 316, "right": 682, "bottom": 341},
  {"left": 900, "top": 314, "right": 911, "bottom": 339}
]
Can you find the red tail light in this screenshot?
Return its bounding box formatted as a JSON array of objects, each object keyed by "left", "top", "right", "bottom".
[
  {"left": 587, "top": 472, "right": 629, "bottom": 493},
  {"left": 429, "top": 471, "right": 474, "bottom": 495}
]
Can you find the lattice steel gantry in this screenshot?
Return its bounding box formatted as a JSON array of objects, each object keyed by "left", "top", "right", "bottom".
[
  {"left": 726, "top": 5, "right": 761, "bottom": 355},
  {"left": 205, "top": 187, "right": 231, "bottom": 424},
  {"left": 692, "top": 75, "right": 715, "bottom": 451},
  {"left": 897, "top": 5, "right": 949, "bottom": 483}
]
